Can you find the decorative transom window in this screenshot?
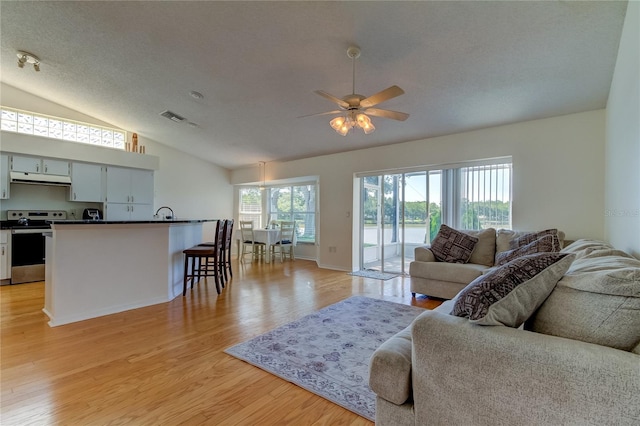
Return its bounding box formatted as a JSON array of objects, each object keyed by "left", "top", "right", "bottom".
[{"left": 1, "top": 106, "right": 126, "bottom": 150}]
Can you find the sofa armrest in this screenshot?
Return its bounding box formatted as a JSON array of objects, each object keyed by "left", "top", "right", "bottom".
[
  {"left": 369, "top": 326, "right": 413, "bottom": 405},
  {"left": 414, "top": 246, "right": 436, "bottom": 262},
  {"left": 411, "top": 310, "right": 640, "bottom": 425}
]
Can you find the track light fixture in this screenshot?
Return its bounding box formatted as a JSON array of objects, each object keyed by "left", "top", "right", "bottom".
[{"left": 16, "top": 51, "right": 41, "bottom": 72}]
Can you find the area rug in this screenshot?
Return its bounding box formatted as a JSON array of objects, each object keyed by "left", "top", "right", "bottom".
[
  {"left": 349, "top": 269, "right": 399, "bottom": 280},
  {"left": 224, "top": 296, "right": 425, "bottom": 421}
]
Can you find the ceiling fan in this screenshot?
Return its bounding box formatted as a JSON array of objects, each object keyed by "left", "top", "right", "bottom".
[{"left": 303, "top": 46, "right": 409, "bottom": 136}]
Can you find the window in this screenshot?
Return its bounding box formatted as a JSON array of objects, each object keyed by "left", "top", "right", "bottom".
[
  {"left": 239, "top": 187, "right": 262, "bottom": 228},
  {"left": 268, "top": 184, "right": 316, "bottom": 244},
  {"left": 1, "top": 106, "right": 126, "bottom": 150},
  {"left": 456, "top": 163, "right": 511, "bottom": 230}
]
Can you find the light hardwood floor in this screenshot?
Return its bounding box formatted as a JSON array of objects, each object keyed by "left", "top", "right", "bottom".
[{"left": 1, "top": 259, "right": 441, "bottom": 425}]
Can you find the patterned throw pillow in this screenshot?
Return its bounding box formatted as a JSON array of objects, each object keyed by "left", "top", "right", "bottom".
[
  {"left": 510, "top": 229, "right": 560, "bottom": 250},
  {"left": 451, "top": 252, "right": 575, "bottom": 327},
  {"left": 430, "top": 224, "right": 479, "bottom": 263},
  {"left": 495, "top": 235, "right": 560, "bottom": 266}
]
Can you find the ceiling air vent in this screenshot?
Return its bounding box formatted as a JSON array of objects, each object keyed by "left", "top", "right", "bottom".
[{"left": 159, "top": 110, "right": 186, "bottom": 123}]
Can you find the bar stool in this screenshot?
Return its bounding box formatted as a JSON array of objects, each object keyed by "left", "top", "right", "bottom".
[
  {"left": 182, "top": 246, "right": 220, "bottom": 295},
  {"left": 221, "top": 219, "right": 234, "bottom": 282},
  {"left": 198, "top": 219, "right": 227, "bottom": 287},
  {"left": 184, "top": 220, "right": 225, "bottom": 295}
]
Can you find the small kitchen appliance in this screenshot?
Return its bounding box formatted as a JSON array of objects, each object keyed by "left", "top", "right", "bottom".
[{"left": 82, "top": 208, "right": 102, "bottom": 220}]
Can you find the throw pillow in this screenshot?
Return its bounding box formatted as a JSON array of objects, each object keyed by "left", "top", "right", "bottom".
[
  {"left": 510, "top": 229, "right": 560, "bottom": 250},
  {"left": 451, "top": 252, "right": 575, "bottom": 327},
  {"left": 463, "top": 228, "right": 496, "bottom": 267},
  {"left": 495, "top": 235, "right": 560, "bottom": 266},
  {"left": 430, "top": 224, "right": 479, "bottom": 264}
]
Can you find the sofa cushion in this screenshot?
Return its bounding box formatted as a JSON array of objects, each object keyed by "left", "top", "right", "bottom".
[
  {"left": 462, "top": 228, "right": 496, "bottom": 267},
  {"left": 430, "top": 224, "right": 479, "bottom": 263},
  {"left": 527, "top": 241, "right": 640, "bottom": 352},
  {"left": 368, "top": 325, "right": 413, "bottom": 405},
  {"left": 496, "top": 229, "right": 566, "bottom": 254},
  {"left": 560, "top": 238, "right": 631, "bottom": 260},
  {"left": 495, "top": 235, "right": 559, "bottom": 266},
  {"left": 410, "top": 261, "right": 489, "bottom": 285},
  {"left": 451, "top": 252, "right": 575, "bottom": 327}
]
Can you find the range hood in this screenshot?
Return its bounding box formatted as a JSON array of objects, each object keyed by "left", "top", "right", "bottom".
[{"left": 10, "top": 171, "right": 72, "bottom": 186}]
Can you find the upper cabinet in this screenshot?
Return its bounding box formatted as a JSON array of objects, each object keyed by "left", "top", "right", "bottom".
[
  {"left": 11, "top": 155, "right": 70, "bottom": 176},
  {"left": 69, "top": 162, "right": 103, "bottom": 203},
  {"left": 0, "top": 154, "right": 9, "bottom": 199},
  {"left": 130, "top": 169, "right": 154, "bottom": 205},
  {"left": 104, "top": 167, "right": 154, "bottom": 220}
]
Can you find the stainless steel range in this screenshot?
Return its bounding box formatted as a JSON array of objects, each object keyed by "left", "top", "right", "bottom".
[{"left": 7, "top": 210, "right": 67, "bottom": 284}]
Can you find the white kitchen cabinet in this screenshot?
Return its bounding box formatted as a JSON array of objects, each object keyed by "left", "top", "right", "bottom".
[
  {"left": 11, "top": 155, "right": 70, "bottom": 176},
  {"left": 105, "top": 166, "right": 154, "bottom": 220},
  {"left": 106, "top": 167, "right": 153, "bottom": 204},
  {"left": 0, "top": 230, "right": 10, "bottom": 281},
  {"left": 70, "top": 162, "right": 103, "bottom": 202},
  {"left": 0, "top": 154, "right": 9, "bottom": 199},
  {"left": 10, "top": 155, "right": 40, "bottom": 173},
  {"left": 130, "top": 169, "right": 154, "bottom": 205},
  {"left": 43, "top": 158, "right": 70, "bottom": 175},
  {"left": 105, "top": 203, "right": 153, "bottom": 221}
]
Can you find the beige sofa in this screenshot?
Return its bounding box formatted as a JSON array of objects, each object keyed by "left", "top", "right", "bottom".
[
  {"left": 409, "top": 228, "right": 566, "bottom": 299},
  {"left": 370, "top": 239, "right": 640, "bottom": 425}
]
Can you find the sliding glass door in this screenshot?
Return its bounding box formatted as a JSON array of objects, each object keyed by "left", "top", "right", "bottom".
[
  {"left": 362, "top": 177, "right": 382, "bottom": 271},
  {"left": 358, "top": 160, "right": 509, "bottom": 274},
  {"left": 360, "top": 171, "right": 441, "bottom": 274}
]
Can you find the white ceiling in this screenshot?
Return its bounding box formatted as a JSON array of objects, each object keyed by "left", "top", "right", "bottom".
[{"left": 0, "top": 1, "right": 627, "bottom": 170}]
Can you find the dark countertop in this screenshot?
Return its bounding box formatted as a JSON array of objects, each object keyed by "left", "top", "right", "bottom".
[{"left": 47, "top": 219, "right": 218, "bottom": 225}]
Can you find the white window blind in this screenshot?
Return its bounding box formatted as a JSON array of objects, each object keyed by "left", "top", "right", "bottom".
[
  {"left": 457, "top": 163, "right": 512, "bottom": 230},
  {"left": 239, "top": 187, "right": 262, "bottom": 228}
]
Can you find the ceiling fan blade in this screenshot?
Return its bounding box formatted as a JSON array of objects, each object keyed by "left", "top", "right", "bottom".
[
  {"left": 297, "top": 110, "right": 343, "bottom": 119},
  {"left": 360, "top": 85, "right": 405, "bottom": 108},
  {"left": 365, "top": 108, "right": 410, "bottom": 121},
  {"left": 314, "top": 90, "right": 349, "bottom": 108}
]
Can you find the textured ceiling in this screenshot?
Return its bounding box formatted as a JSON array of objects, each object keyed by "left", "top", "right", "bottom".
[{"left": 0, "top": 1, "right": 628, "bottom": 169}]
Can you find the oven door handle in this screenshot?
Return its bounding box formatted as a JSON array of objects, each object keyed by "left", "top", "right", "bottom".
[{"left": 11, "top": 229, "right": 50, "bottom": 234}]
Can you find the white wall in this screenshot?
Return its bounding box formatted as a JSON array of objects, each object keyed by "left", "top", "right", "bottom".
[
  {"left": 232, "top": 110, "right": 606, "bottom": 270},
  {"left": 605, "top": 1, "right": 640, "bottom": 258},
  {"left": 1, "top": 84, "right": 233, "bottom": 237}
]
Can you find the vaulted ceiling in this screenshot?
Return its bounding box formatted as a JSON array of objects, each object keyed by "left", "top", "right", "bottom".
[{"left": 0, "top": 1, "right": 628, "bottom": 169}]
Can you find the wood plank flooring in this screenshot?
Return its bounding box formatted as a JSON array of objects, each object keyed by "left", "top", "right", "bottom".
[{"left": 1, "top": 259, "right": 441, "bottom": 425}]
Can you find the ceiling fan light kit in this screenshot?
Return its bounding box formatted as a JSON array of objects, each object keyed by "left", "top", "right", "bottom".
[
  {"left": 330, "top": 112, "right": 375, "bottom": 136},
  {"left": 307, "top": 45, "right": 409, "bottom": 136},
  {"left": 17, "top": 51, "right": 41, "bottom": 72}
]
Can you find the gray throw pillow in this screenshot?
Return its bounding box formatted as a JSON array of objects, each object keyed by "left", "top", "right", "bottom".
[
  {"left": 430, "top": 224, "right": 479, "bottom": 264},
  {"left": 495, "top": 235, "right": 560, "bottom": 266},
  {"left": 451, "top": 252, "right": 575, "bottom": 327}
]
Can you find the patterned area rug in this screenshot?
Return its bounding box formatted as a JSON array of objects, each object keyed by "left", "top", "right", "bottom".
[
  {"left": 349, "top": 269, "right": 399, "bottom": 280},
  {"left": 224, "top": 296, "right": 425, "bottom": 421}
]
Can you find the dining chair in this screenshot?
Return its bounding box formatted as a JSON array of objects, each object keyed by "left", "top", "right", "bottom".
[
  {"left": 272, "top": 220, "right": 296, "bottom": 262},
  {"left": 239, "top": 220, "right": 265, "bottom": 263}
]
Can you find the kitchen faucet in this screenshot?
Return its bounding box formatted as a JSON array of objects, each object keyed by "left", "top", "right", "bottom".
[{"left": 155, "top": 206, "right": 175, "bottom": 220}]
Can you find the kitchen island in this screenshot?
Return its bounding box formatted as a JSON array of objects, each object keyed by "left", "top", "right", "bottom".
[{"left": 44, "top": 219, "right": 217, "bottom": 326}]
